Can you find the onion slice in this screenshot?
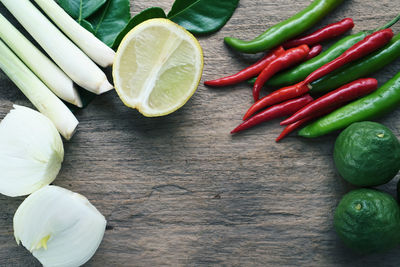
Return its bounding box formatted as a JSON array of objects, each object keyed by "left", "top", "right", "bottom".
[
  {"left": 14, "top": 185, "right": 106, "bottom": 267},
  {"left": 0, "top": 105, "right": 63, "bottom": 197}
]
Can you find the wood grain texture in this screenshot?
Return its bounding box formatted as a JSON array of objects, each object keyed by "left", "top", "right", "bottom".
[{"left": 1, "top": 0, "right": 400, "bottom": 266}]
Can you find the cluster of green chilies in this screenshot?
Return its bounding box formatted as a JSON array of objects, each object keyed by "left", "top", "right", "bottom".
[{"left": 205, "top": 0, "right": 400, "bottom": 141}]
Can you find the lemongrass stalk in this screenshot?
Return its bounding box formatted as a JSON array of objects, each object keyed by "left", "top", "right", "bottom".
[
  {"left": 0, "top": 40, "right": 78, "bottom": 140},
  {"left": 0, "top": 14, "right": 82, "bottom": 107},
  {"left": 1, "top": 0, "right": 113, "bottom": 94},
  {"left": 33, "top": 0, "right": 115, "bottom": 68}
]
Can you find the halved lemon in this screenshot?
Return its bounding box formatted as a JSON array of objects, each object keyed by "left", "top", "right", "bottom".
[{"left": 113, "top": 18, "right": 204, "bottom": 117}]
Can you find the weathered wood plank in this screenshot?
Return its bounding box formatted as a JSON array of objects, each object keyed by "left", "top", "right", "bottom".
[{"left": 0, "top": 0, "right": 400, "bottom": 266}]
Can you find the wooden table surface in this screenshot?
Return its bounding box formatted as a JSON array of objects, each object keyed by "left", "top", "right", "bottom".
[{"left": 1, "top": 0, "right": 400, "bottom": 266}]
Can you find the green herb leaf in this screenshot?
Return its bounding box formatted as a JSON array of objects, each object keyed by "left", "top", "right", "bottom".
[
  {"left": 167, "top": 0, "right": 239, "bottom": 35},
  {"left": 56, "top": 0, "right": 107, "bottom": 22},
  {"left": 79, "top": 19, "right": 95, "bottom": 34},
  {"left": 112, "top": 7, "right": 166, "bottom": 50},
  {"left": 87, "top": 0, "right": 131, "bottom": 47}
]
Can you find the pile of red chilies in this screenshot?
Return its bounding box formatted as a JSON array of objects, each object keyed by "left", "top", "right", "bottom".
[{"left": 205, "top": 18, "right": 394, "bottom": 142}]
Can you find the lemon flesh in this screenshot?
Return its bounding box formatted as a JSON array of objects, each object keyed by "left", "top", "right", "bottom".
[{"left": 113, "top": 19, "right": 203, "bottom": 117}]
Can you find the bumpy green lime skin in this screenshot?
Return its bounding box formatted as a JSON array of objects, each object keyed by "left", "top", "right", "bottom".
[
  {"left": 334, "top": 189, "right": 400, "bottom": 254},
  {"left": 333, "top": 121, "right": 400, "bottom": 187}
]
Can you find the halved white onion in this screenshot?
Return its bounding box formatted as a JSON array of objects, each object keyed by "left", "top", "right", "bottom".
[
  {"left": 14, "top": 185, "right": 106, "bottom": 267},
  {"left": 0, "top": 105, "right": 64, "bottom": 197}
]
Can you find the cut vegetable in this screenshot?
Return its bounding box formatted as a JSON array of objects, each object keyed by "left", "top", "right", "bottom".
[
  {"left": 14, "top": 185, "right": 106, "bottom": 266},
  {"left": 113, "top": 19, "right": 203, "bottom": 117},
  {"left": 0, "top": 105, "right": 63, "bottom": 197},
  {"left": 1, "top": 0, "right": 113, "bottom": 94},
  {"left": 0, "top": 14, "right": 82, "bottom": 107},
  {"left": 33, "top": 0, "right": 115, "bottom": 67},
  {"left": 0, "top": 39, "right": 78, "bottom": 139}
]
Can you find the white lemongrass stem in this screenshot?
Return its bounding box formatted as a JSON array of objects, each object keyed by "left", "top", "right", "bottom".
[
  {"left": 0, "top": 14, "right": 82, "bottom": 107},
  {"left": 1, "top": 0, "right": 113, "bottom": 94},
  {"left": 0, "top": 40, "right": 78, "bottom": 140},
  {"left": 33, "top": 0, "right": 115, "bottom": 68}
]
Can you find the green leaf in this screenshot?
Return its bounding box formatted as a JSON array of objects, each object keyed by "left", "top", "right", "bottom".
[
  {"left": 56, "top": 0, "right": 107, "bottom": 22},
  {"left": 79, "top": 19, "right": 95, "bottom": 34},
  {"left": 87, "top": 0, "right": 131, "bottom": 47},
  {"left": 112, "top": 7, "right": 167, "bottom": 50},
  {"left": 167, "top": 0, "right": 239, "bottom": 35}
]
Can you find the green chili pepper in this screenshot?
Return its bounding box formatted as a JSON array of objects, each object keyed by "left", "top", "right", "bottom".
[
  {"left": 298, "top": 71, "right": 400, "bottom": 138},
  {"left": 310, "top": 34, "right": 400, "bottom": 94},
  {"left": 248, "top": 14, "right": 400, "bottom": 87},
  {"left": 224, "top": 0, "right": 344, "bottom": 54}
]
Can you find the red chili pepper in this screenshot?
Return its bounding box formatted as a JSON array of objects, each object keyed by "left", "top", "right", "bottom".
[
  {"left": 283, "top": 18, "right": 354, "bottom": 49},
  {"left": 306, "top": 44, "right": 323, "bottom": 60},
  {"left": 245, "top": 29, "right": 394, "bottom": 113},
  {"left": 276, "top": 117, "right": 313, "bottom": 142},
  {"left": 231, "top": 94, "right": 313, "bottom": 134},
  {"left": 276, "top": 79, "right": 378, "bottom": 141},
  {"left": 243, "top": 82, "right": 309, "bottom": 121},
  {"left": 204, "top": 46, "right": 285, "bottom": 87},
  {"left": 275, "top": 105, "right": 340, "bottom": 142},
  {"left": 253, "top": 45, "right": 310, "bottom": 101},
  {"left": 304, "top": 29, "right": 394, "bottom": 84},
  {"left": 280, "top": 78, "right": 378, "bottom": 126}
]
